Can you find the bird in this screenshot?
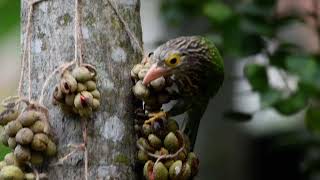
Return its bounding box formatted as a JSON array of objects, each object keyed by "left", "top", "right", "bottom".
[{"left": 142, "top": 36, "right": 224, "bottom": 150}]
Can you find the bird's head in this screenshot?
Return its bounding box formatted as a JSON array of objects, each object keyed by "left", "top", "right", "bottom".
[{"left": 143, "top": 36, "right": 224, "bottom": 86}]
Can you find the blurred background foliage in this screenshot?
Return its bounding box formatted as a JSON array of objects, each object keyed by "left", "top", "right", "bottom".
[
  {"left": 0, "top": 0, "right": 20, "bottom": 160},
  {"left": 0, "top": 0, "right": 19, "bottom": 41},
  {"left": 160, "top": 0, "right": 320, "bottom": 178}
]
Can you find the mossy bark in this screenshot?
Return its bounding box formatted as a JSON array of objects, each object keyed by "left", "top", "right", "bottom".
[{"left": 21, "top": 0, "right": 142, "bottom": 179}]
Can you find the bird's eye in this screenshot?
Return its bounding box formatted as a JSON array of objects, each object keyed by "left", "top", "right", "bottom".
[
  {"left": 165, "top": 54, "right": 181, "bottom": 67},
  {"left": 170, "top": 58, "right": 177, "bottom": 64}
]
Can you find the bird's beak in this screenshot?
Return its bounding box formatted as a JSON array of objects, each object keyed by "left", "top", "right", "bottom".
[{"left": 143, "top": 64, "right": 167, "bottom": 85}]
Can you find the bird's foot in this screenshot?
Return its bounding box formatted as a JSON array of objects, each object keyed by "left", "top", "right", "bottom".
[{"left": 144, "top": 111, "right": 167, "bottom": 124}]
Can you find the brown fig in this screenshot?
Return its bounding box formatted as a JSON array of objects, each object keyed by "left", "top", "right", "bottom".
[
  {"left": 60, "top": 71, "right": 78, "bottom": 94},
  {"left": 15, "top": 128, "right": 34, "bottom": 145},
  {"left": 29, "top": 121, "right": 45, "bottom": 133},
  {"left": 0, "top": 129, "right": 9, "bottom": 146},
  {"left": 31, "top": 133, "right": 49, "bottom": 151},
  {"left": 14, "top": 145, "right": 31, "bottom": 162},
  {"left": 53, "top": 85, "right": 65, "bottom": 104},
  {"left": 16, "top": 110, "right": 41, "bottom": 127},
  {"left": 17, "top": 111, "right": 37, "bottom": 127},
  {"left": 5, "top": 121, "right": 22, "bottom": 137},
  {"left": 0, "top": 109, "right": 19, "bottom": 126},
  {"left": 7, "top": 137, "right": 17, "bottom": 149}
]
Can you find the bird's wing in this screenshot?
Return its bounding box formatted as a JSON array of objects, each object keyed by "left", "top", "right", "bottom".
[{"left": 184, "top": 97, "right": 210, "bottom": 151}]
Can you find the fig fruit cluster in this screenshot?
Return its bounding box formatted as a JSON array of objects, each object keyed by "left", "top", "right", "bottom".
[
  {"left": 131, "top": 61, "right": 200, "bottom": 180},
  {"left": 131, "top": 62, "right": 174, "bottom": 112},
  {"left": 135, "top": 117, "right": 199, "bottom": 180},
  {"left": 0, "top": 153, "right": 46, "bottom": 180},
  {"left": 0, "top": 103, "right": 56, "bottom": 179},
  {"left": 53, "top": 65, "right": 101, "bottom": 117}
]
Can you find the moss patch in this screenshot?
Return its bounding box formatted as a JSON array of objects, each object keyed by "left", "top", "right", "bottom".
[
  {"left": 57, "top": 13, "right": 72, "bottom": 26},
  {"left": 114, "top": 153, "right": 130, "bottom": 165}
]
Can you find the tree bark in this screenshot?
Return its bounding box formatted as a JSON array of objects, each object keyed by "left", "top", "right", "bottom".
[{"left": 21, "top": 0, "right": 142, "bottom": 179}]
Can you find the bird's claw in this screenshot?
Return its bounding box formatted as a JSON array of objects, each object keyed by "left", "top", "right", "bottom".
[{"left": 144, "top": 111, "right": 167, "bottom": 124}]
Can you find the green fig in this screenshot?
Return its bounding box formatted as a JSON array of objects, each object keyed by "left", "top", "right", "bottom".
[
  {"left": 133, "top": 81, "right": 150, "bottom": 100},
  {"left": 0, "top": 165, "right": 24, "bottom": 180},
  {"left": 164, "top": 132, "right": 179, "bottom": 153},
  {"left": 143, "top": 160, "right": 154, "bottom": 180},
  {"left": 169, "top": 160, "right": 182, "bottom": 179},
  {"left": 153, "top": 162, "right": 168, "bottom": 180},
  {"left": 45, "top": 139, "right": 57, "bottom": 156},
  {"left": 148, "top": 134, "right": 162, "bottom": 149},
  {"left": 85, "top": 80, "right": 97, "bottom": 91},
  {"left": 90, "top": 90, "right": 101, "bottom": 99},
  {"left": 72, "top": 66, "right": 92, "bottom": 82},
  {"left": 77, "top": 83, "right": 87, "bottom": 92}
]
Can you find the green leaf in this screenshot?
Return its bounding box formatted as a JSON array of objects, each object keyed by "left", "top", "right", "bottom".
[
  {"left": 244, "top": 64, "right": 269, "bottom": 92},
  {"left": 203, "top": 2, "right": 233, "bottom": 23},
  {"left": 273, "top": 91, "right": 308, "bottom": 115},
  {"left": 260, "top": 89, "right": 282, "bottom": 108},
  {"left": 285, "top": 55, "right": 318, "bottom": 83},
  {"left": 269, "top": 43, "right": 300, "bottom": 68},
  {"left": 0, "top": 143, "right": 10, "bottom": 160},
  {"left": 239, "top": 17, "right": 273, "bottom": 36},
  {"left": 305, "top": 107, "right": 320, "bottom": 134},
  {"left": 236, "top": 3, "right": 273, "bottom": 19},
  {"left": 0, "top": 0, "right": 20, "bottom": 40}
]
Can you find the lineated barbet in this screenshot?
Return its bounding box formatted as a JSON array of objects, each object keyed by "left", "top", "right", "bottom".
[{"left": 142, "top": 36, "right": 224, "bottom": 150}]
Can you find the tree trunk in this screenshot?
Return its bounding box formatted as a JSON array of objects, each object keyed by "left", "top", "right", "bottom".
[{"left": 21, "top": 0, "right": 142, "bottom": 179}]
